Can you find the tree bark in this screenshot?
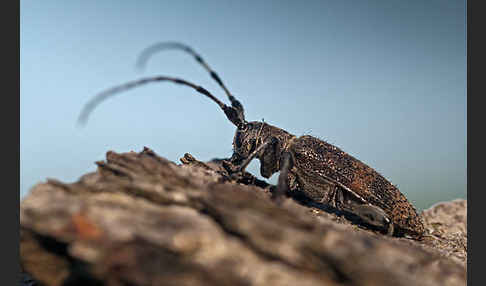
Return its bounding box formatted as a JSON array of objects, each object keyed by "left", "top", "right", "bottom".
[{"left": 20, "top": 148, "right": 467, "bottom": 286}]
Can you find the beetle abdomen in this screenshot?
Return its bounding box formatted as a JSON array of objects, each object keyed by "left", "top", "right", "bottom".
[{"left": 289, "top": 135, "right": 424, "bottom": 237}]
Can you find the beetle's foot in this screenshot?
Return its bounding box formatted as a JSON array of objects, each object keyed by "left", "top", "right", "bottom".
[
  {"left": 353, "top": 204, "right": 394, "bottom": 235},
  {"left": 222, "top": 161, "right": 250, "bottom": 182},
  {"left": 221, "top": 160, "right": 240, "bottom": 174},
  {"left": 222, "top": 160, "right": 250, "bottom": 182},
  {"left": 229, "top": 172, "right": 244, "bottom": 182}
]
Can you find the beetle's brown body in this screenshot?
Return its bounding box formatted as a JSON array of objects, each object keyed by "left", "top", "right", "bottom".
[
  {"left": 79, "top": 41, "right": 425, "bottom": 239},
  {"left": 230, "top": 121, "right": 425, "bottom": 239},
  {"left": 288, "top": 135, "right": 424, "bottom": 237}
]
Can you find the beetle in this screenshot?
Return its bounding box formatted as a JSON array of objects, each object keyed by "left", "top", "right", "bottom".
[{"left": 78, "top": 42, "right": 425, "bottom": 239}]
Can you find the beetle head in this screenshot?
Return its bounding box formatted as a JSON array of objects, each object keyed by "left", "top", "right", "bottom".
[
  {"left": 232, "top": 122, "right": 264, "bottom": 162},
  {"left": 232, "top": 122, "right": 293, "bottom": 178}
]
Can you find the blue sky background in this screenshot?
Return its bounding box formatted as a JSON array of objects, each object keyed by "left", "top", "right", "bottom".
[{"left": 20, "top": 0, "right": 466, "bottom": 210}]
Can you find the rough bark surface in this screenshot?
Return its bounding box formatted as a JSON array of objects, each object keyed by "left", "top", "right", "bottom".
[{"left": 20, "top": 148, "right": 467, "bottom": 286}]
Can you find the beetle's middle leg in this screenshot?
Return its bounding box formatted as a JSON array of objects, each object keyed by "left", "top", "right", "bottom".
[{"left": 271, "top": 151, "right": 292, "bottom": 204}]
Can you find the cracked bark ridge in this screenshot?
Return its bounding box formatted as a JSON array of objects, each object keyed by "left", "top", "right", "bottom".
[{"left": 20, "top": 148, "right": 467, "bottom": 286}]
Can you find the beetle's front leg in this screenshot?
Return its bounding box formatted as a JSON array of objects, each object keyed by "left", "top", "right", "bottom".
[
  {"left": 236, "top": 137, "right": 278, "bottom": 173},
  {"left": 223, "top": 137, "right": 278, "bottom": 176}
]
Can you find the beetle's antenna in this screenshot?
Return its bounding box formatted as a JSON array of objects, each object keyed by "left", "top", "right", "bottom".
[
  {"left": 135, "top": 42, "right": 245, "bottom": 119},
  {"left": 77, "top": 76, "right": 246, "bottom": 129}
]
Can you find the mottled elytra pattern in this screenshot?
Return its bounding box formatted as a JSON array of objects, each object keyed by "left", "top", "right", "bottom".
[
  {"left": 79, "top": 41, "right": 425, "bottom": 239},
  {"left": 289, "top": 136, "right": 425, "bottom": 237}
]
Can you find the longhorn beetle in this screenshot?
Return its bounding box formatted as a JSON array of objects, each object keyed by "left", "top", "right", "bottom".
[{"left": 78, "top": 42, "right": 425, "bottom": 239}]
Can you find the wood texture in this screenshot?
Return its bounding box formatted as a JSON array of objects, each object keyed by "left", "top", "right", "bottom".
[{"left": 20, "top": 148, "right": 467, "bottom": 286}]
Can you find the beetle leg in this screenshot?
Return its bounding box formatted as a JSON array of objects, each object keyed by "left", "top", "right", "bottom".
[
  {"left": 322, "top": 184, "right": 338, "bottom": 208},
  {"left": 232, "top": 137, "right": 278, "bottom": 174},
  {"left": 328, "top": 188, "right": 394, "bottom": 235},
  {"left": 334, "top": 185, "right": 345, "bottom": 209},
  {"left": 351, "top": 204, "right": 394, "bottom": 235},
  {"left": 272, "top": 151, "right": 292, "bottom": 205},
  {"left": 321, "top": 185, "right": 345, "bottom": 210}
]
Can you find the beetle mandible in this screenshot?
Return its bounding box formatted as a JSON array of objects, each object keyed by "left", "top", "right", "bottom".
[{"left": 78, "top": 42, "right": 425, "bottom": 239}]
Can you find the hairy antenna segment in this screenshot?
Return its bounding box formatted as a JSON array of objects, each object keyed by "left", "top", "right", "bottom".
[{"left": 77, "top": 76, "right": 245, "bottom": 128}]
